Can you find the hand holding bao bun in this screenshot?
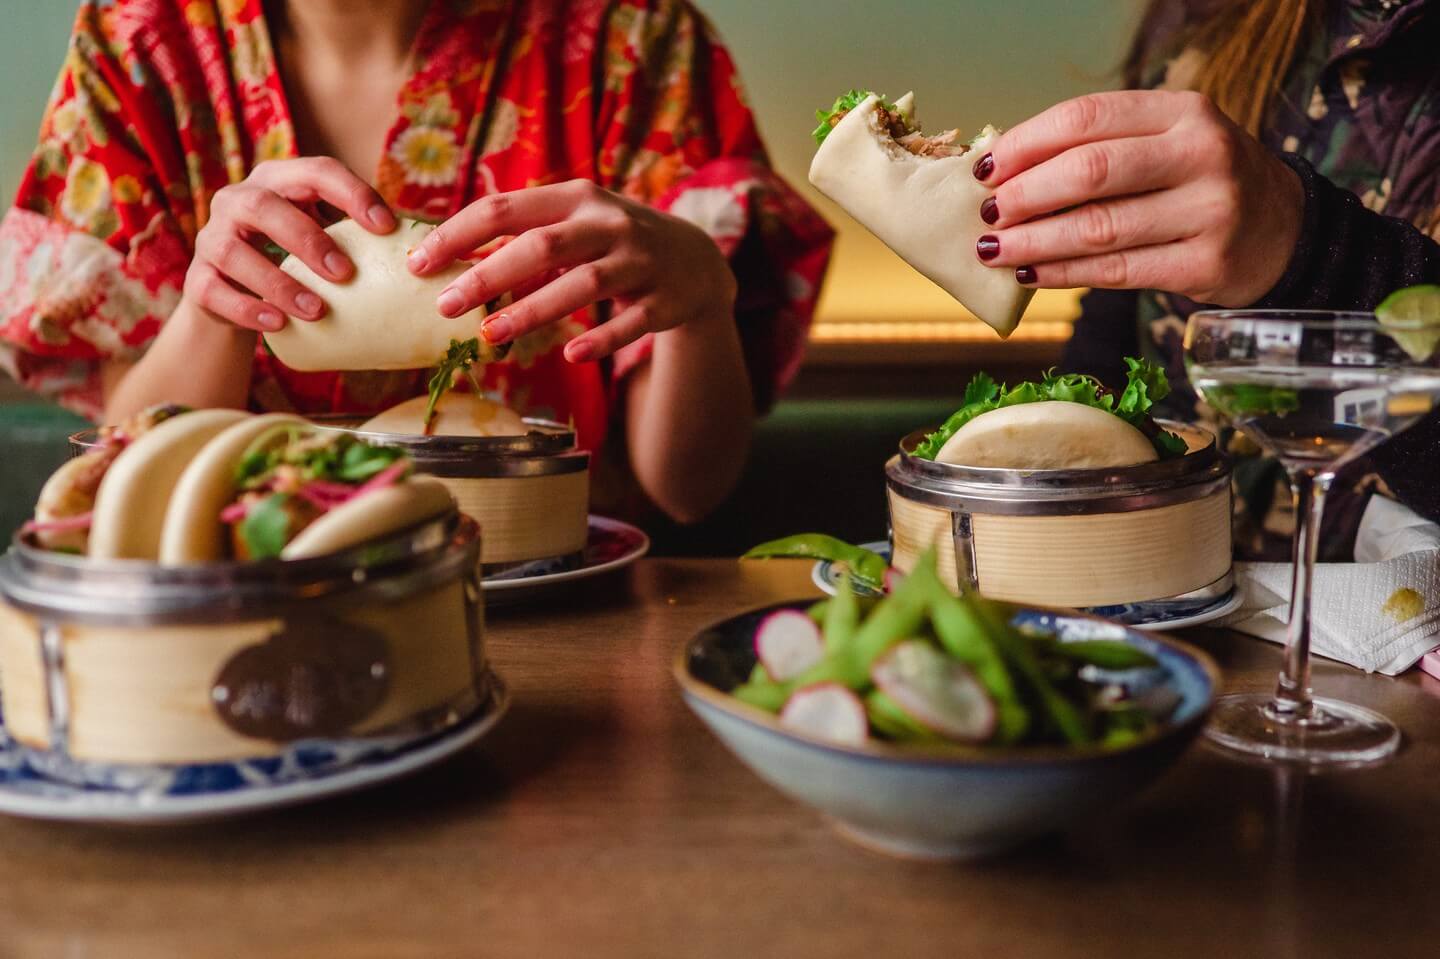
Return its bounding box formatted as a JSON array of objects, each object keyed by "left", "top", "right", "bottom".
[{"left": 809, "top": 90, "right": 1035, "bottom": 337}]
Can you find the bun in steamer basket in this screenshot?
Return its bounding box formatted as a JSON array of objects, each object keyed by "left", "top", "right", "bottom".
[
  {"left": 934, "top": 402, "right": 1159, "bottom": 470},
  {"left": 362, "top": 393, "right": 527, "bottom": 438}
]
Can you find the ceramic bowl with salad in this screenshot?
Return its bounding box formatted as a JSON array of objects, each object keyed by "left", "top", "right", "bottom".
[{"left": 675, "top": 552, "right": 1218, "bottom": 860}]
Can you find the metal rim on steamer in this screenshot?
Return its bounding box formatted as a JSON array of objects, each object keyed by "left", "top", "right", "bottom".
[
  {"left": 0, "top": 511, "right": 479, "bottom": 627},
  {"left": 71, "top": 417, "right": 590, "bottom": 479},
  {"left": 886, "top": 420, "right": 1230, "bottom": 516}
]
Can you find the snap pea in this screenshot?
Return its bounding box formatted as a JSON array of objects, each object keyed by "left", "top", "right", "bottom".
[
  {"left": 925, "top": 586, "right": 1029, "bottom": 745},
  {"left": 865, "top": 690, "right": 941, "bottom": 743},
  {"left": 970, "top": 595, "right": 1092, "bottom": 746},
  {"left": 742, "top": 534, "right": 889, "bottom": 590},
  {"left": 822, "top": 572, "right": 861, "bottom": 655},
  {"left": 732, "top": 678, "right": 791, "bottom": 713},
  {"left": 807, "top": 599, "right": 831, "bottom": 627},
  {"left": 1043, "top": 639, "right": 1158, "bottom": 671}
]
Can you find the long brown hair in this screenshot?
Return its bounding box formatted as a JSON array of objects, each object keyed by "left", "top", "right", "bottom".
[{"left": 1125, "top": 0, "right": 1318, "bottom": 136}]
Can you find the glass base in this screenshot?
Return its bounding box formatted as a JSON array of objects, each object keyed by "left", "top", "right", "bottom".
[{"left": 1203, "top": 693, "right": 1401, "bottom": 769}]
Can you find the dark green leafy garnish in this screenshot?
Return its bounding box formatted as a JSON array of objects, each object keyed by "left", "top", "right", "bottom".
[
  {"left": 425, "top": 338, "right": 483, "bottom": 432},
  {"left": 812, "top": 90, "right": 908, "bottom": 145},
  {"left": 238, "top": 493, "right": 294, "bottom": 560},
  {"left": 913, "top": 357, "right": 1188, "bottom": 461}
]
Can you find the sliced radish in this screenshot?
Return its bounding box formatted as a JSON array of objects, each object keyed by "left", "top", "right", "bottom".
[
  {"left": 871, "top": 641, "right": 996, "bottom": 743},
  {"left": 883, "top": 567, "right": 904, "bottom": 594},
  {"left": 780, "top": 683, "right": 868, "bottom": 746},
  {"left": 754, "top": 610, "right": 825, "bottom": 681}
]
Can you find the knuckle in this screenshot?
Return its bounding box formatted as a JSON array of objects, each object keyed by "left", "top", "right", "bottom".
[
  {"left": 425, "top": 221, "right": 451, "bottom": 251},
  {"left": 1076, "top": 203, "right": 1120, "bottom": 249},
  {"left": 534, "top": 226, "right": 567, "bottom": 260},
  {"left": 1097, "top": 253, "right": 1131, "bottom": 288},
  {"left": 236, "top": 187, "right": 272, "bottom": 219},
  {"left": 296, "top": 228, "right": 333, "bottom": 261},
  {"left": 482, "top": 193, "right": 513, "bottom": 224},
  {"left": 628, "top": 302, "right": 653, "bottom": 331},
  {"left": 574, "top": 262, "right": 608, "bottom": 299},
  {"left": 1057, "top": 94, "right": 1104, "bottom": 139},
  {"left": 214, "top": 234, "right": 250, "bottom": 265},
  {"left": 459, "top": 268, "right": 492, "bottom": 301},
  {"left": 1072, "top": 145, "right": 1112, "bottom": 193}
]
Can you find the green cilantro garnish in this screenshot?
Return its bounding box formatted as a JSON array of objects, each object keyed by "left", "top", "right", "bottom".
[
  {"left": 425, "top": 338, "right": 483, "bottom": 433},
  {"left": 238, "top": 493, "right": 294, "bottom": 560}
]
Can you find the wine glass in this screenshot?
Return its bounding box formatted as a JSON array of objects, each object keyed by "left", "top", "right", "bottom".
[{"left": 1184, "top": 309, "right": 1440, "bottom": 768}]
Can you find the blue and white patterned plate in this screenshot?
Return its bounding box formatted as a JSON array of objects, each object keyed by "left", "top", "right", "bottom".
[
  {"left": 813, "top": 542, "right": 1241, "bottom": 632},
  {"left": 0, "top": 673, "right": 509, "bottom": 825}
]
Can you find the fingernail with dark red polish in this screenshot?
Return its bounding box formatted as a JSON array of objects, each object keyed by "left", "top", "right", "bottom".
[
  {"left": 980, "top": 197, "right": 999, "bottom": 225},
  {"left": 976, "top": 235, "right": 1001, "bottom": 262},
  {"left": 1015, "top": 266, "right": 1037, "bottom": 285},
  {"left": 973, "top": 152, "right": 995, "bottom": 181}
]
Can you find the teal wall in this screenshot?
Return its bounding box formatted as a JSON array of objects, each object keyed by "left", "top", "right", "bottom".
[{"left": 1, "top": 1, "right": 1139, "bottom": 208}]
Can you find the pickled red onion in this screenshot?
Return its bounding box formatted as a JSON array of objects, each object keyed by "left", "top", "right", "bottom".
[{"left": 21, "top": 512, "right": 94, "bottom": 534}]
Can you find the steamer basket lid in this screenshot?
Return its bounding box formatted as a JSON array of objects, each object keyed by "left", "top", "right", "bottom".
[
  {"left": 0, "top": 511, "right": 479, "bottom": 626},
  {"left": 889, "top": 420, "right": 1229, "bottom": 502}
]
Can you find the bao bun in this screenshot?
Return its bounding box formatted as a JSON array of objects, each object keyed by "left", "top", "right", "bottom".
[
  {"left": 282, "top": 477, "right": 453, "bottom": 560},
  {"left": 934, "top": 402, "right": 1158, "bottom": 470},
  {"left": 265, "top": 218, "right": 484, "bottom": 371},
  {"left": 808, "top": 93, "right": 1033, "bottom": 337},
  {"left": 159, "top": 413, "right": 307, "bottom": 564},
  {"left": 362, "top": 393, "right": 527, "bottom": 437},
  {"left": 89, "top": 410, "right": 250, "bottom": 560}
]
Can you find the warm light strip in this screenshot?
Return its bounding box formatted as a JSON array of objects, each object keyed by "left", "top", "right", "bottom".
[{"left": 810, "top": 320, "right": 1072, "bottom": 343}]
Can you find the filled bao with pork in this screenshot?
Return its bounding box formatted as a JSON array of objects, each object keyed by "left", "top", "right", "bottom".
[
  {"left": 808, "top": 90, "right": 1034, "bottom": 337},
  {"left": 167, "top": 421, "right": 453, "bottom": 563},
  {"left": 21, "top": 408, "right": 455, "bottom": 565}
]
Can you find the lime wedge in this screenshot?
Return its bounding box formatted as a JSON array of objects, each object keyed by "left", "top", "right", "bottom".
[{"left": 1376, "top": 285, "right": 1440, "bottom": 361}]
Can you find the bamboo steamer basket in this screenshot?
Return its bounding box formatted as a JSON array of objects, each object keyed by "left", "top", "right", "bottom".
[
  {"left": 74, "top": 420, "right": 592, "bottom": 573},
  {"left": 885, "top": 422, "right": 1233, "bottom": 610},
  {"left": 0, "top": 511, "right": 487, "bottom": 772}
]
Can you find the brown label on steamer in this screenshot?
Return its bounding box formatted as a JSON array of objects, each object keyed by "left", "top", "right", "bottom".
[{"left": 212, "top": 616, "right": 389, "bottom": 741}]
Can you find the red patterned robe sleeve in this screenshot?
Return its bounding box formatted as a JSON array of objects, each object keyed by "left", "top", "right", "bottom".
[
  {"left": 592, "top": 0, "right": 834, "bottom": 411},
  {"left": 0, "top": 5, "right": 191, "bottom": 421}
]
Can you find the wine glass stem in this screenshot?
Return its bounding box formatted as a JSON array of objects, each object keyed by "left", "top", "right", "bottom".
[{"left": 1271, "top": 468, "right": 1333, "bottom": 722}]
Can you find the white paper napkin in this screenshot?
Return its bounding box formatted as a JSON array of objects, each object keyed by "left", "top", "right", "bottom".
[{"left": 1221, "top": 497, "right": 1440, "bottom": 675}]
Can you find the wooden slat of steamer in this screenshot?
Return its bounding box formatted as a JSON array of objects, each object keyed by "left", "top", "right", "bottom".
[
  {"left": 0, "top": 603, "right": 50, "bottom": 749},
  {"left": 970, "top": 493, "right": 1231, "bottom": 607},
  {"left": 888, "top": 489, "right": 1231, "bottom": 607},
  {"left": 59, "top": 583, "right": 477, "bottom": 765},
  {"left": 440, "top": 473, "right": 588, "bottom": 565}
]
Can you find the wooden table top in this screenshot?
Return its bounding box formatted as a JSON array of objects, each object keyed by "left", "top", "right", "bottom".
[{"left": 3, "top": 558, "right": 1439, "bottom": 959}]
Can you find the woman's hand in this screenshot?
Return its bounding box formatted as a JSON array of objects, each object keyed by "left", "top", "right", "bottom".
[
  {"left": 184, "top": 158, "right": 396, "bottom": 332},
  {"left": 972, "top": 90, "right": 1303, "bottom": 307},
  {"left": 406, "top": 180, "right": 738, "bottom": 361}
]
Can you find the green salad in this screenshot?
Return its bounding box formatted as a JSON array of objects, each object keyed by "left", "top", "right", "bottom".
[{"left": 732, "top": 551, "right": 1168, "bottom": 750}]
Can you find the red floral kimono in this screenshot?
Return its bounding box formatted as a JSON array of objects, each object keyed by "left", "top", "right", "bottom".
[{"left": 0, "top": 0, "right": 832, "bottom": 462}]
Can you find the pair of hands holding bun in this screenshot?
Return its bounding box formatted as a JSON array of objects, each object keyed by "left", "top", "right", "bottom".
[
  {"left": 186, "top": 159, "right": 735, "bottom": 362},
  {"left": 972, "top": 90, "right": 1304, "bottom": 307}
]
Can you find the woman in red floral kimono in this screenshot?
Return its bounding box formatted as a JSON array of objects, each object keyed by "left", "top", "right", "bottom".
[{"left": 0, "top": 0, "right": 833, "bottom": 522}]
